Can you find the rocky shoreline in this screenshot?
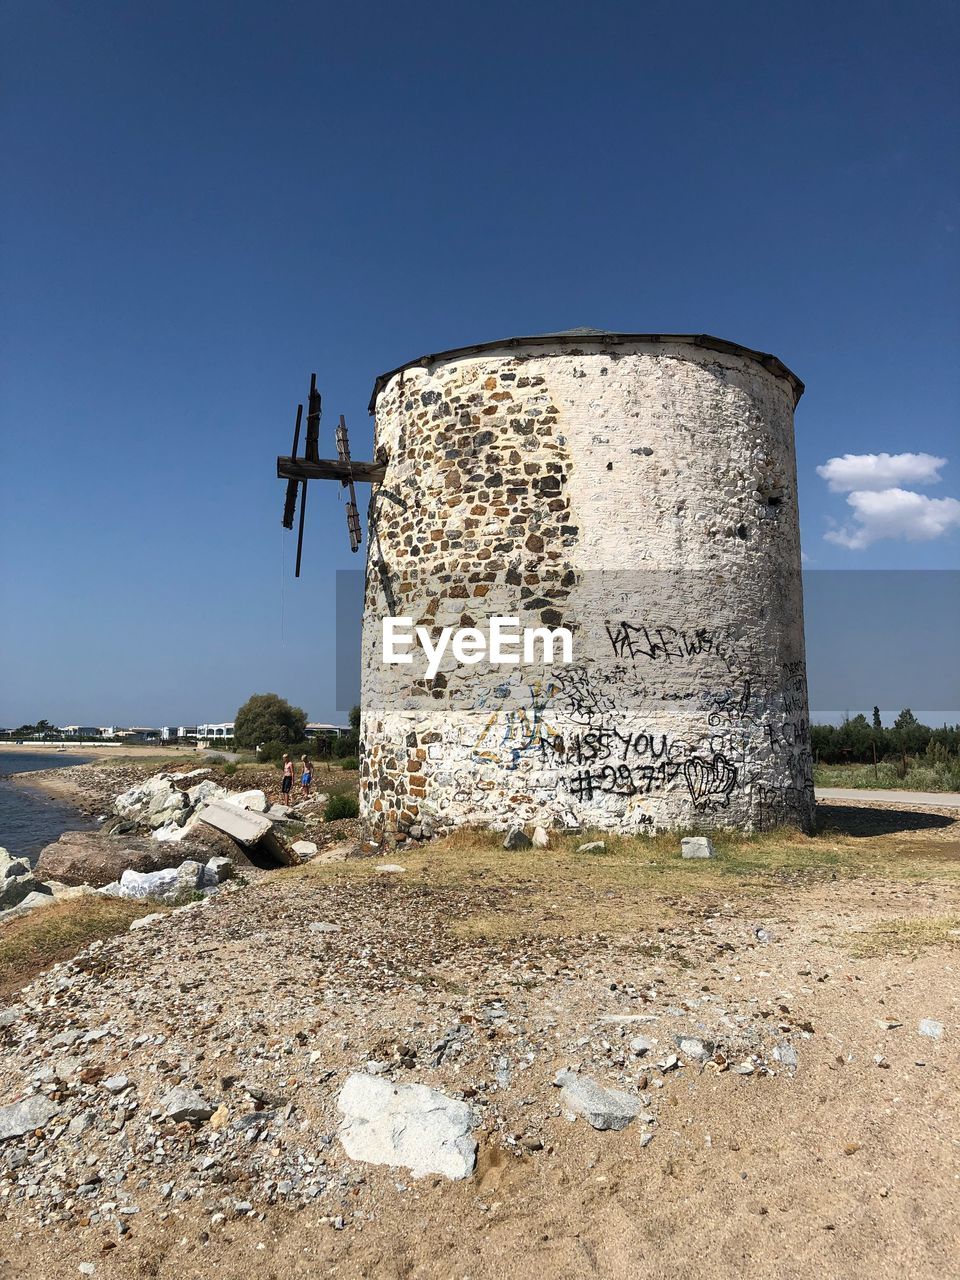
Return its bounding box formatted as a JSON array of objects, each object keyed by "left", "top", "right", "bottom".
[{"left": 1, "top": 763, "right": 355, "bottom": 927}]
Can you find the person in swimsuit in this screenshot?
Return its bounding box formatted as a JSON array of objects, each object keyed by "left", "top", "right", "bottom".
[
  {"left": 300, "top": 754, "right": 312, "bottom": 799},
  {"left": 281, "top": 754, "right": 294, "bottom": 801}
]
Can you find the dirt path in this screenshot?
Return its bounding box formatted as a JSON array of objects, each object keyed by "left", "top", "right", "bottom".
[
  {"left": 818, "top": 787, "right": 960, "bottom": 808},
  {"left": 0, "top": 810, "right": 958, "bottom": 1279}
]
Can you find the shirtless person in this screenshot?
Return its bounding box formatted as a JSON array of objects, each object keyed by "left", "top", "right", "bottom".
[
  {"left": 300, "top": 754, "right": 312, "bottom": 800},
  {"left": 280, "top": 754, "right": 294, "bottom": 803}
]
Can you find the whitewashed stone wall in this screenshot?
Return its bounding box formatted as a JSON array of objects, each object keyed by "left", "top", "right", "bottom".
[{"left": 359, "top": 338, "right": 814, "bottom": 839}]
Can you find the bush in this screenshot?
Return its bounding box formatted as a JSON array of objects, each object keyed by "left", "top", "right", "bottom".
[
  {"left": 222, "top": 762, "right": 238, "bottom": 777},
  {"left": 337, "top": 756, "right": 359, "bottom": 771},
  {"left": 333, "top": 733, "right": 360, "bottom": 758},
  {"left": 234, "top": 693, "right": 307, "bottom": 751},
  {"left": 325, "top": 793, "right": 359, "bottom": 821}
]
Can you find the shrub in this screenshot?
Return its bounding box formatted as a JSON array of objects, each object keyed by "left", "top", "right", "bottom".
[
  {"left": 325, "top": 793, "right": 359, "bottom": 821},
  {"left": 222, "top": 762, "right": 238, "bottom": 777},
  {"left": 234, "top": 693, "right": 307, "bottom": 751},
  {"left": 337, "top": 756, "right": 359, "bottom": 771}
]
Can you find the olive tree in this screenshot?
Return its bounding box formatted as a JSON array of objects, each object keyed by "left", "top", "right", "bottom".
[{"left": 233, "top": 693, "right": 307, "bottom": 750}]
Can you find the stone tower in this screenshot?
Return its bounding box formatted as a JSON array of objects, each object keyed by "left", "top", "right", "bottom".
[{"left": 358, "top": 330, "right": 814, "bottom": 840}]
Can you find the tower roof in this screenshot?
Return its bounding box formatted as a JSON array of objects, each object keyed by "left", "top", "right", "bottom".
[{"left": 369, "top": 331, "right": 804, "bottom": 411}]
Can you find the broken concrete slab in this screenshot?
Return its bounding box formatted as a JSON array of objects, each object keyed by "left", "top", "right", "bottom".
[
  {"left": 198, "top": 802, "right": 296, "bottom": 865},
  {"left": 337, "top": 1074, "right": 476, "bottom": 1179}
]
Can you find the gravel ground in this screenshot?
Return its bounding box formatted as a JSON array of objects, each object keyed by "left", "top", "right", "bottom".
[{"left": 0, "top": 807, "right": 958, "bottom": 1280}]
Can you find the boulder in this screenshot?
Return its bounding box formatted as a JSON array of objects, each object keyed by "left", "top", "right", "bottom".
[
  {"left": 0, "top": 1094, "right": 59, "bottom": 1141},
  {"left": 555, "top": 1070, "right": 643, "bottom": 1131},
  {"left": 0, "top": 847, "right": 41, "bottom": 911},
  {"left": 291, "top": 840, "right": 318, "bottom": 858},
  {"left": 681, "top": 836, "right": 716, "bottom": 860},
  {"left": 35, "top": 831, "right": 201, "bottom": 888},
  {"left": 201, "top": 856, "right": 234, "bottom": 888},
  {"left": 503, "top": 827, "right": 531, "bottom": 850},
  {"left": 187, "top": 780, "right": 228, "bottom": 807},
  {"left": 152, "top": 814, "right": 204, "bottom": 843},
  {"left": 114, "top": 774, "right": 176, "bottom": 818},
  {"left": 1, "top": 847, "right": 30, "bottom": 880},
  {"left": 0, "top": 888, "right": 56, "bottom": 924},
  {"left": 576, "top": 840, "right": 606, "bottom": 854},
  {"left": 112, "top": 861, "right": 204, "bottom": 903},
  {"left": 531, "top": 826, "right": 550, "bottom": 848},
  {"left": 223, "top": 789, "right": 269, "bottom": 814},
  {"left": 337, "top": 1074, "right": 477, "bottom": 1179}
]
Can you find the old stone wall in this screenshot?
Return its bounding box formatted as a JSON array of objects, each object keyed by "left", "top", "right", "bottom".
[{"left": 359, "top": 338, "right": 814, "bottom": 839}]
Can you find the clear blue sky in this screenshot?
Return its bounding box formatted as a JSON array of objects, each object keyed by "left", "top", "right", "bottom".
[{"left": 1, "top": 1, "right": 957, "bottom": 728}]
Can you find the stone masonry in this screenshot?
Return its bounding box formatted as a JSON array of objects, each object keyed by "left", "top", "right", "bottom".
[{"left": 358, "top": 332, "right": 814, "bottom": 841}]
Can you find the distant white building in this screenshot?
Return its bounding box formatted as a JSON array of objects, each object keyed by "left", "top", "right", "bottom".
[
  {"left": 196, "top": 722, "right": 234, "bottom": 741},
  {"left": 306, "top": 722, "right": 352, "bottom": 740}
]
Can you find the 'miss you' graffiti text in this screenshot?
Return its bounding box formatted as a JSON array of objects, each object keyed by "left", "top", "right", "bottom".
[{"left": 382, "top": 616, "right": 573, "bottom": 679}]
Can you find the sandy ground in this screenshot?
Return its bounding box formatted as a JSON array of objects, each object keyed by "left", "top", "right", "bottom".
[
  {"left": 0, "top": 746, "right": 190, "bottom": 761},
  {"left": 0, "top": 799, "right": 957, "bottom": 1279}
]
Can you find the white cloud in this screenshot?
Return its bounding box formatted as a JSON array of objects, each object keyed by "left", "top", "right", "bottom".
[
  {"left": 824, "top": 488, "right": 960, "bottom": 551},
  {"left": 816, "top": 452, "right": 947, "bottom": 493}
]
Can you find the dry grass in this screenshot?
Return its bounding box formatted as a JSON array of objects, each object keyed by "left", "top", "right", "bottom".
[
  {"left": 847, "top": 914, "right": 960, "bottom": 958},
  {"left": 291, "top": 817, "right": 960, "bottom": 944},
  {"left": 0, "top": 898, "right": 162, "bottom": 998}
]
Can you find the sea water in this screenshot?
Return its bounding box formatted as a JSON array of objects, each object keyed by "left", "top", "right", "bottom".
[{"left": 0, "top": 751, "right": 96, "bottom": 865}]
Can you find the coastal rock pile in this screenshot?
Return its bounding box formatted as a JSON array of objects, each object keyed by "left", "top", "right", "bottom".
[
  {"left": 35, "top": 832, "right": 196, "bottom": 889},
  {"left": 101, "top": 855, "right": 234, "bottom": 903},
  {"left": 0, "top": 847, "right": 94, "bottom": 925}
]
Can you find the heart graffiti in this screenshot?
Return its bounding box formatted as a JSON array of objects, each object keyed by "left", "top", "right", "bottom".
[{"left": 683, "top": 753, "right": 738, "bottom": 809}]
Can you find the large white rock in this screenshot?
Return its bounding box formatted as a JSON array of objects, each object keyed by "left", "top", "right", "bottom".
[
  {"left": 187, "top": 779, "right": 228, "bottom": 807},
  {"left": 152, "top": 814, "right": 203, "bottom": 843},
  {"left": 681, "top": 836, "right": 716, "bottom": 860},
  {"left": 115, "top": 774, "right": 174, "bottom": 817},
  {"left": 337, "top": 1073, "right": 477, "bottom": 1179},
  {"left": 114, "top": 861, "right": 203, "bottom": 903},
  {"left": 223, "top": 789, "right": 269, "bottom": 814}
]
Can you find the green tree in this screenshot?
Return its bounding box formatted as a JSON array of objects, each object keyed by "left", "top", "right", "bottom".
[
  {"left": 872, "top": 706, "right": 882, "bottom": 730},
  {"left": 349, "top": 704, "right": 361, "bottom": 732},
  {"left": 233, "top": 693, "right": 307, "bottom": 750}
]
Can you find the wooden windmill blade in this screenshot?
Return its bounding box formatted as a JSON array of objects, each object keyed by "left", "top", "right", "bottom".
[
  {"left": 281, "top": 402, "right": 304, "bottom": 530},
  {"left": 277, "top": 373, "right": 384, "bottom": 568},
  {"left": 337, "top": 414, "right": 362, "bottom": 553}
]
